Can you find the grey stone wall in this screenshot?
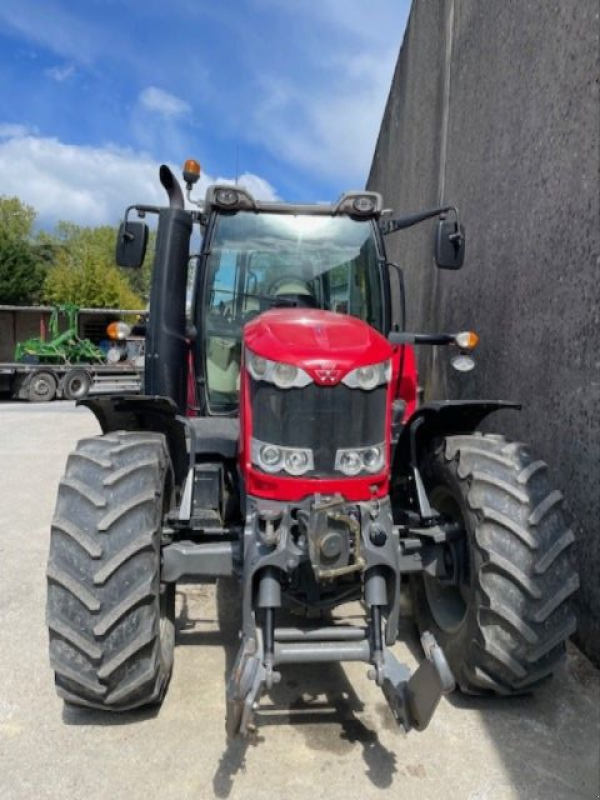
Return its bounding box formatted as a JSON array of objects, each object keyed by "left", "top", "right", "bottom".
[{"left": 368, "top": 0, "right": 600, "bottom": 662}]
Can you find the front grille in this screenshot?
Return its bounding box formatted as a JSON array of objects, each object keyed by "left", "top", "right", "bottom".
[{"left": 250, "top": 379, "right": 386, "bottom": 476}]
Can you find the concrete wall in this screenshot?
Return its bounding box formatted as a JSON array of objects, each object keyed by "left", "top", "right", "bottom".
[{"left": 368, "top": 0, "right": 600, "bottom": 662}]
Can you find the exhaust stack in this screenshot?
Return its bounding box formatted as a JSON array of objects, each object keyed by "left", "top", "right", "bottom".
[{"left": 144, "top": 166, "right": 192, "bottom": 412}]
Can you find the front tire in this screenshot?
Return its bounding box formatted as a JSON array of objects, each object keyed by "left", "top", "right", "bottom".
[
  {"left": 412, "top": 433, "right": 579, "bottom": 695},
  {"left": 46, "top": 431, "right": 175, "bottom": 711}
]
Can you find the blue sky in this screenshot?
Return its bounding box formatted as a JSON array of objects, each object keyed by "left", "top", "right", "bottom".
[{"left": 0, "top": 0, "right": 409, "bottom": 228}]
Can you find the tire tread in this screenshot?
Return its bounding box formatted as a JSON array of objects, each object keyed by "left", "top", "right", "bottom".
[
  {"left": 414, "top": 433, "right": 579, "bottom": 695},
  {"left": 46, "top": 431, "right": 174, "bottom": 712}
]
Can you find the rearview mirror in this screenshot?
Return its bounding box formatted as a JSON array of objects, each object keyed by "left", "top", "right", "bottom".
[
  {"left": 116, "top": 221, "right": 148, "bottom": 268},
  {"left": 435, "top": 220, "right": 465, "bottom": 270}
]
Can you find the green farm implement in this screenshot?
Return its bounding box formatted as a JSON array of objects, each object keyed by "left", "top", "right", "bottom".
[{"left": 14, "top": 304, "right": 104, "bottom": 365}]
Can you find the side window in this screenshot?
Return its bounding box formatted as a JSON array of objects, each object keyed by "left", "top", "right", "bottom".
[
  {"left": 204, "top": 249, "right": 242, "bottom": 412},
  {"left": 207, "top": 250, "right": 238, "bottom": 325},
  {"left": 357, "top": 236, "right": 383, "bottom": 330},
  {"left": 325, "top": 237, "right": 382, "bottom": 329}
]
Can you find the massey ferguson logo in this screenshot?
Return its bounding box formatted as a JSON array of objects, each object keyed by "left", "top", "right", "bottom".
[{"left": 315, "top": 366, "right": 342, "bottom": 383}]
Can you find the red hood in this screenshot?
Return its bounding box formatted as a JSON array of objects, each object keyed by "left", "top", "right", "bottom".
[{"left": 244, "top": 309, "right": 392, "bottom": 385}]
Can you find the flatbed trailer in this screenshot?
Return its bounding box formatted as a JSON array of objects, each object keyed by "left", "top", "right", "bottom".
[{"left": 0, "top": 362, "right": 142, "bottom": 403}]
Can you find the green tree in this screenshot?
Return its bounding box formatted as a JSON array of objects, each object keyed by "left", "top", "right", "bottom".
[
  {"left": 0, "top": 196, "right": 48, "bottom": 304},
  {"left": 0, "top": 237, "right": 48, "bottom": 304},
  {"left": 0, "top": 196, "right": 36, "bottom": 240},
  {"left": 44, "top": 223, "right": 143, "bottom": 309}
]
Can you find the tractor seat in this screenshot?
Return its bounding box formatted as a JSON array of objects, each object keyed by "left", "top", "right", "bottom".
[{"left": 188, "top": 416, "right": 239, "bottom": 459}]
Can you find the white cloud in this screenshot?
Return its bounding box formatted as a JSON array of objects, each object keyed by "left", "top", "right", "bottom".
[
  {"left": 0, "top": 123, "right": 36, "bottom": 138},
  {"left": 139, "top": 87, "right": 191, "bottom": 119},
  {"left": 250, "top": 69, "right": 395, "bottom": 186},
  {"left": 242, "top": 0, "right": 410, "bottom": 186},
  {"left": 214, "top": 172, "right": 279, "bottom": 202},
  {"left": 45, "top": 62, "right": 75, "bottom": 82},
  {"left": 0, "top": 0, "right": 411, "bottom": 192},
  {"left": 0, "top": 131, "right": 277, "bottom": 228}
]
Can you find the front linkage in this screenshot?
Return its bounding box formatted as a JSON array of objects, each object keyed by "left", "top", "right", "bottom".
[{"left": 223, "top": 494, "right": 455, "bottom": 737}]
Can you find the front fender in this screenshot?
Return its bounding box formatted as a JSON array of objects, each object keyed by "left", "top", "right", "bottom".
[
  {"left": 394, "top": 400, "right": 521, "bottom": 469},
  {"left": 78, "top": 394, "right": 188, "bottom": 486}
]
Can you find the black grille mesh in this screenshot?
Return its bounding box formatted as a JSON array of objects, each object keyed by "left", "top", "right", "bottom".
[{"left": 250, "top": 379, "right": 386, "bottom": 476}]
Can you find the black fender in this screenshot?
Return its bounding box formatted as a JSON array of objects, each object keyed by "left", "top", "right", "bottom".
[
  {"left": 78, "top": 394, "right": 189, "bottom": 486},
  {"left": 394, "top": 400, "right": 521, "bottom": 470}
]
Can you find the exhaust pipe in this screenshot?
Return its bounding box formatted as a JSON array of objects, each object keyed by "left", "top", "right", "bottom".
[
  {"left": 144, "top": 166, "right": 192, "bottom": 412},
  {"left": 159, "top": 164, "right": 185, "bottom": 209}
]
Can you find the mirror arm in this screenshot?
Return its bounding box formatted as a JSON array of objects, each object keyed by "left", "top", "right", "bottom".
[
  {"left": 380, "top": 205, "right": 460, "bottom": 236},
  {"left": 389, "top": 332, "right": 456, "bottom": 346},
  {"left": 120, "top": 204, "right": 161, "bottom": 241}
]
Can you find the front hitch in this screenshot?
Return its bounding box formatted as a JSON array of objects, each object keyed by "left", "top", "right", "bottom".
[
  {"left": 376, "top": 631, "right": 455, "bottom": 731},
  {"left": 226, "top": 626, "right": 454, "bottom": 737},
  {"left": 224, "top": 495, "right": 455, "bottom": 738}
]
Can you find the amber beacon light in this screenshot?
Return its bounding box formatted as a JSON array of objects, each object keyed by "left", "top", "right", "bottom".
[{"left": 183, "top": 159, "right": 202, "bottom": 187}]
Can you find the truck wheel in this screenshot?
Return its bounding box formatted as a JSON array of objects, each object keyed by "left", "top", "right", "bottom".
[
  {"left": 28, "top": 371, "right": 57, "bottom": 402},
  {"left": 412, "top": 433, "right": 579, "bottom": 695},
  {"left": 46, "top": 431, "right": 175, "bottom": 711},
  {"left": 63, "top": 369, "right": 91, "bottom": 401}
]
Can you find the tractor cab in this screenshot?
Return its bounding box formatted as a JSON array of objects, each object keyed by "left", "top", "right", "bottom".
[{"left": 195, "top": 194, "right": 388, "bottom": 414}]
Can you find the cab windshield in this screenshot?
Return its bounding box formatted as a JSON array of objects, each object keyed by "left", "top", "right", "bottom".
[{"left": 200, "top": 212, "right": 383, "bottom": 413}]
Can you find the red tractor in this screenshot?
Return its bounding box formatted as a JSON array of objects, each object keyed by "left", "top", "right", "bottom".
[{"left": 46, "top": 161, "right": 578, "bottom": 737}]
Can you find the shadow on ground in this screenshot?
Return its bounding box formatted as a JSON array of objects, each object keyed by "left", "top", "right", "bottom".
[
  {"left": 174, "top": 586, "right": 398, "bottom": 798},
  {"left": 58, "top": 583, "right": 599, "bottom": 799},
  {"left": 398, "top": 613, "right": 600, "bottom": 798}
]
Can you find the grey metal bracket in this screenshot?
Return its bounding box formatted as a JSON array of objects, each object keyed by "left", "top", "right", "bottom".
[
  {"left": 226, "top": 635, "right": 272, "bottom": 738},
  {"left": 376, "top": 631, "right": 455, "bottom": 732}
]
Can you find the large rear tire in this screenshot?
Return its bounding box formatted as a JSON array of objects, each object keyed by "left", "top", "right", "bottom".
[
  {"left": 46, "top": 431, "right": 175, "bottom": 711},
  {"left": 412, "top": 433, "right": 579, "bottom": 695}
]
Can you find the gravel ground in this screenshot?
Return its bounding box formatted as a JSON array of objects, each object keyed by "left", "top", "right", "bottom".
[{"left": 0, "top": 401, "right": 598, "bottom": 800}]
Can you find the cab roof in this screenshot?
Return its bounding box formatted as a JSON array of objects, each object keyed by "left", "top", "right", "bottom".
[{"left": 203, "top": 184, "right": 384, "bottom": 218}]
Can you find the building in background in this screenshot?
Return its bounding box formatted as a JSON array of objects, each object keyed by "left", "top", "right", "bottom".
[{"left": 368, "top": 0, "right": 599, "bottom": 662}]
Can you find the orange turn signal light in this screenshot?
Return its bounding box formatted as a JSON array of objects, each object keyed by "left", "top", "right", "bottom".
[
  {"left": 454, "top": 331, "right": 479, "bottom": 350},
  {"left": 106, "top": 321, "right": 131, "bottom": 340}
]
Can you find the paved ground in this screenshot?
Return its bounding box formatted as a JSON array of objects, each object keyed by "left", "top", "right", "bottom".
[{"left": 0, "top": 401, "right": 598, "bottom": 800}]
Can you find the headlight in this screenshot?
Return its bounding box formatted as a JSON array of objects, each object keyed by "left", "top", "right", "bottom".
[
  {"left": 353, "top": 196, "right": 376, "bottom": 214},
  {"left": 260, "top": 444, "right": 283, "bottom": 470},
  {"left": 342, "top": 360, "right": 391, "bottom": 390},
  {"left": 246, "top": 348, "right": 312, "bottom": 389},
  {"left": 337, "top": 450, "right": 363, "bottom": 476},
  {"left": 251, "top": 438, "right": 314, "bottom": 476},
  {"left": 335, "top": 444, "right": 385, "bottom": 475},
  {"left": 248, "top": 352, "right": 268, "bottom": 378},
  {"left": 284, "top": 449, "right": 310, "bottom": 476},
  {"left": 273, "top": 362, "right": 298, "bottom": 389},
  {"left": 215, "top": 188, "right": 239, "bottom": 207}
]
